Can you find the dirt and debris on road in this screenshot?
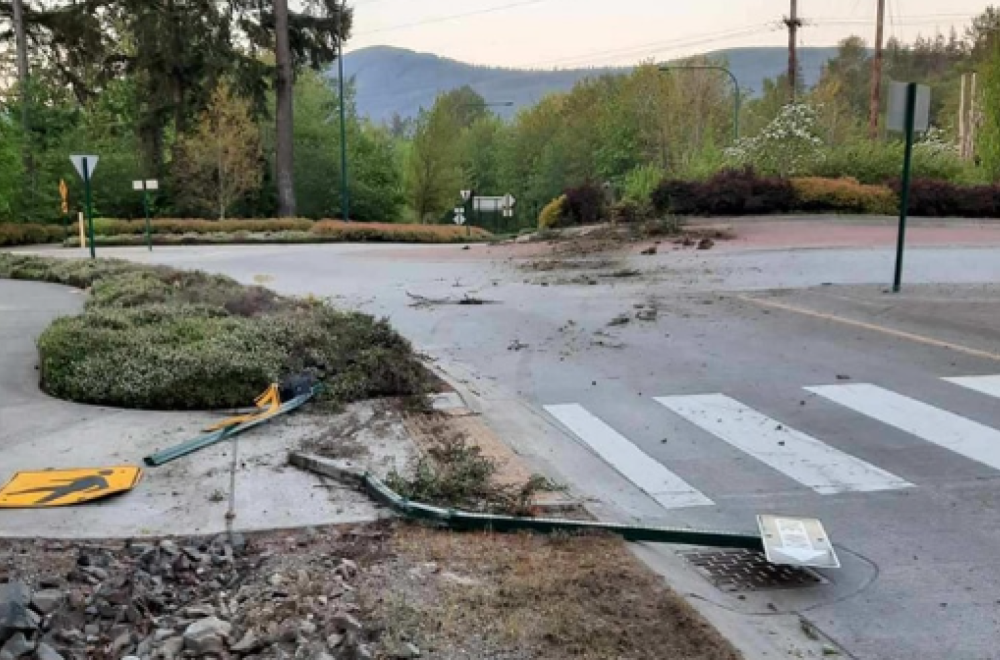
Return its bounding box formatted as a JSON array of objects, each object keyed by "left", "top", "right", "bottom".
[
  {"left": 406, "top": 292, "right": 499, "bottom": 309},
  {"left": 0, "top": 523, "right": 741, "bottom": 660}
]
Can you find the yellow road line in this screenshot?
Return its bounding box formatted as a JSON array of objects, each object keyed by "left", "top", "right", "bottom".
[{"left": 739, "top": 295, "right": 1000, "bottom": 363}]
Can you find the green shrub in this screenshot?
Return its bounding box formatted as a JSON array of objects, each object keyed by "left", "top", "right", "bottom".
[
  {"left": 622, "top": 165, "right": 666, "bottom": 205},
  {"left": 1, "top": 253, "right": 430, "bottom": 410},
  {"left": 814, "top": 139, "right": 967, "bottom": 185},
  {"left": 537, "top": 195, "right": 568, "bottom": 229},
  {"left": 791, "top": 177, "right": 898, "bottom": 215}
]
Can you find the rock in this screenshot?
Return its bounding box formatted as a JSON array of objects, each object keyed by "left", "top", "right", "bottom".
[
  {"left": 335, "top": 560, "right": 358, "bottom": 580},
  {"left": 230, "top": 631, "right": 262, "bottom": 653},
  {"left": 390, "top": 642, "right": 422, "bottom": 658},
  {"left": 268, "top": 574, "right": 285, "bottom": 587},
  {"left": 159, "top": 540, "right": 179, "bottom": 556},
  {"left": 31, "top": 590, "right": 63, "bottom": 616},
  {"left": 640, "top": 246, "right": 657, "bottom": 256},
  {"left": 82, "top": 624, "right": 99, "bottom": 637},
  {"left": 33, "top": 643, "right": 64, "bottom": 660},
  {"left": 158, "top": 636, "right": 184, "bottom": 659},
  {"left": 183, "top": 617, "right": 231, "bottom": 654},
  {"left": 330, "top": 612, "right": 362, "bottom": 634},
  {"left": 0, "top": 581, "right": 39, "bottom": 643},
  {"left": 182, "top": 603, "right": 215, "bottom": 618},
  {"left": 326, "top": 633, "right": 344, "bottom": 648},
  {"left": 697, "top": 238, "right": 715, "bottom": 250},
  {"left": 121, "top": 657, "right": 141, "bottom": 660},
  {"left": 636, "top": 309, "right": 657, "bottom": 322},
  {"left": 0, "top": 632, "right": 34, "bottom": 659}
]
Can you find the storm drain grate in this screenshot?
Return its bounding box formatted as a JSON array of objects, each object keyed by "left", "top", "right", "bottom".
[{"left": 679, "top": 548, "right": 828, "bottom": 593}]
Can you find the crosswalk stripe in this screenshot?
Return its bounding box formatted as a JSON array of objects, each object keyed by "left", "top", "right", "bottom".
[
  {"left": 544, "top": 404, "right": 715, "bottom": 509},
  {"left": 944, "top": 375, "right": 1000, "bottom": 400},
  {"left": 807, "top": 383, "right": 1000, "bottom": 472},
  {"left": 655, "top": 394, "right": 913, "bottom": 494}
]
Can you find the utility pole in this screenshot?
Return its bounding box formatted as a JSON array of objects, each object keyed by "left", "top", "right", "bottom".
[
  {"left": 868, "top": 0, "right": 887, "bottom": 140},
  {"left": 274, "top": 0, "right": 296, "bottom": 217},
  {"left": 785, "top": 0, "right": 802, "bottom": 102},
  {"left": 12, "top": 0, "right": 30, "bottom": 169},
  {"left": 337, "top": 0, "right": 350, "bottom": 222}
]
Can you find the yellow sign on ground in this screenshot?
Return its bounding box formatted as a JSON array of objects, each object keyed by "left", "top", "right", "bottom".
[
  {"left": 204, "top": 383, "right": 281, "bottom": 432},
  {"left": 0, "top": 467, "right": 142, "bottom": 508}
]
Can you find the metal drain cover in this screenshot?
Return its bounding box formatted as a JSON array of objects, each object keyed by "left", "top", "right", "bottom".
[{"left": 679, "top": 548, "right": 829, "bottom": 593}]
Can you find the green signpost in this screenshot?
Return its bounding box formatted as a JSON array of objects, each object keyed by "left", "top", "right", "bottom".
[
  {"left": 70, "top": 155, "right": 99, "bottom": 259},
  {"left": 133, "top": 179, "right": 159, "bottom": 252}
]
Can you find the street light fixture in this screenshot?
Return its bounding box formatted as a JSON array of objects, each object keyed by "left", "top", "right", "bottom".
[{"left": 659, "top": 65, "right": 741, "bottom": 142}]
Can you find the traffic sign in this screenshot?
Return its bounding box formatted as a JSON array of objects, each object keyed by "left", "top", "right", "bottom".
[
  {"left": 453, "top": 208, "right": 467, "bottom": 226},
  {"left": 70, "top": 155, "right": 99, "bottom": 181},
  {"left": 502, "top": 193, "right": 517, "bottom": 210},
  {"left": 460, "top": 190, "right": 472, "bottom": 202},
  {"left": 59, "top": 179, "right": 69, "bottom": 214},
  {"left": 133, "top": 179, "right": 160, "bottom": 191},
  {"left": 0, "top": 466, "right": 143, "bottom": 508},
  {"left": 757, "top": 515, "right": 840, "bottom": 569}
]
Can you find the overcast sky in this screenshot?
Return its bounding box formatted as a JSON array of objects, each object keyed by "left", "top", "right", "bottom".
[{"left": 345, "top": 0, "right": 992, "bottom": 68}]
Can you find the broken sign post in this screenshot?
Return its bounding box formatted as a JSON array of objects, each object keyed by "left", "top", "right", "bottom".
[{"left": 757, "top": 515, "right": 840, "bottom": 569}]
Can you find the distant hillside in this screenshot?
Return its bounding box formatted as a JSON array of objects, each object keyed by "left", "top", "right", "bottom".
[{"left": 340, "top": 45, "right": 843, "bottom": 123}]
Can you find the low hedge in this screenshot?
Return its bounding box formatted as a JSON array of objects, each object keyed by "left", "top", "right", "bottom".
[
  {"left": 652, "top": 169, "right": 795, "bottom": 216},
  {"left": 0, "top": 223, "right": 66, "bottom": 246},
  {"left": 790, "top": 177, "right": 898, "bottom": 215},
  {"left": 651, "top": 169, "right": 1000, "bottom": 218},
  {"left": 0, "top": 253, "right": 430, "bottom": 410},
  {"left": 888, "top": 178, "right": 1000, "bottom": 218},
  {"left": 61, "top": 219, "right": 491, "bottom": 247}
]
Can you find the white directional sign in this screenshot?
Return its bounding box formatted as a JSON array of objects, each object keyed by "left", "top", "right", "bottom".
[
  {"left": 757, "top": 515, "right": 840, "bottom": 569},
  {"left": 460, "top": 190, "right": 472, "bottom": 202},
  {"left": 132, "top": 180, "right": 160, "bottom": 191},
  {"left": 70, "top": 155, "right": 99, "bottom": 181},
  {"left": 502, "top": 193, "right": 517, "bottom": 210},
  {"left": 453, "top": 207, "right": 466, "bottom": 226}
]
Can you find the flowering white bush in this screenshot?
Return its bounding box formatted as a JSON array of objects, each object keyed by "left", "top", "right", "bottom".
[
  {"left": 725, "top": 103, "right": 826, "bottom": 177},
  {"left": 914, "top": 126, "right": 960, "bottom": 158}
]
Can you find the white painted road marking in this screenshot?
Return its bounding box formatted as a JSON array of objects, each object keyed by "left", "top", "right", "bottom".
[
  {"left": 807, "top": 383, "right": 1000, "bottom": 472},
  {"left": 655, "top": 394, "right": 912, "bottom": 494},
  {"left": 545, "top": 404, "right": 714, "bottom": 509},
  {"left": 944, "top": 375, "right": 1000, "bottom": 400}
]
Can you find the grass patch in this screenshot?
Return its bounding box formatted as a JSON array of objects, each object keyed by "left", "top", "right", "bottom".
[
  {"left": 0, "top": 253, "right": 430, "bottom": 410},
  {"left": 386, "top": 426, "right": 554, "bottom": 516},
  {"left": 361, "top": 526, "right": 742, "bottom": 660}
]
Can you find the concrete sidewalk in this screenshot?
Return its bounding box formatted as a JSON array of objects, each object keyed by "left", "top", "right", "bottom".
[{"left": 0, "top": 280, "right": 403, "bottom": 539}]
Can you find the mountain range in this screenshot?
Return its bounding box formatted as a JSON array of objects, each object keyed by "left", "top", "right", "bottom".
[{"left": 340, "top": 45, "right": 842, "bottom": 123}]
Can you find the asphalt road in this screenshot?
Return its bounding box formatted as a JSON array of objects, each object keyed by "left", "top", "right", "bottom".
[{"left": 21, "top": 234, "right": 1000, "bottom": 659}]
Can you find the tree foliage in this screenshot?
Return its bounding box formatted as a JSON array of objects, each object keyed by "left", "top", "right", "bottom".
[{"left": 173, "top": 83, "right": 262, "bottom": 219}]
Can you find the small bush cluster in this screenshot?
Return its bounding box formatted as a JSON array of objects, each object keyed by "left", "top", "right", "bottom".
[
  {"left": 564, "top": 182, "right": 607, "bottom": 225},
  {"left": 0, "top": 223, "right": 66, "bottom": 246},
  {"left": 537, "top": 195, "right": 568, "bottom": 230},
  {"left": 90, "top": 217, "right": 315, "bottom": 236},
  {"left": 652, "top": 169, "right": 795, "bottom": 216},
  {"left": 790, "top": 177, "right": 898, "bottom": 215},
  {"left": 0, "top": 253, "right": 430, "bottom": 410}
]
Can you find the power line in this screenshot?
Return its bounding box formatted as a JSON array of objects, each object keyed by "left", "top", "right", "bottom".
[{"left": 527, "top": 23, "right": 776, "bottom": 68}]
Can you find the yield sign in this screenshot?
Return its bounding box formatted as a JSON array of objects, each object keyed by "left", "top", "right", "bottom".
[
  {"left": 757, "top": 515, "right": 840, "bottom": 569},
  {"left": 70, "top": 155, "right": 99, "bottom": 180}
]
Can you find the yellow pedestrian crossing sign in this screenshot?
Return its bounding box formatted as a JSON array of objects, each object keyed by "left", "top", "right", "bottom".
[{"left": 0, "top": 467, "right": 143, "bottom": 508}]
